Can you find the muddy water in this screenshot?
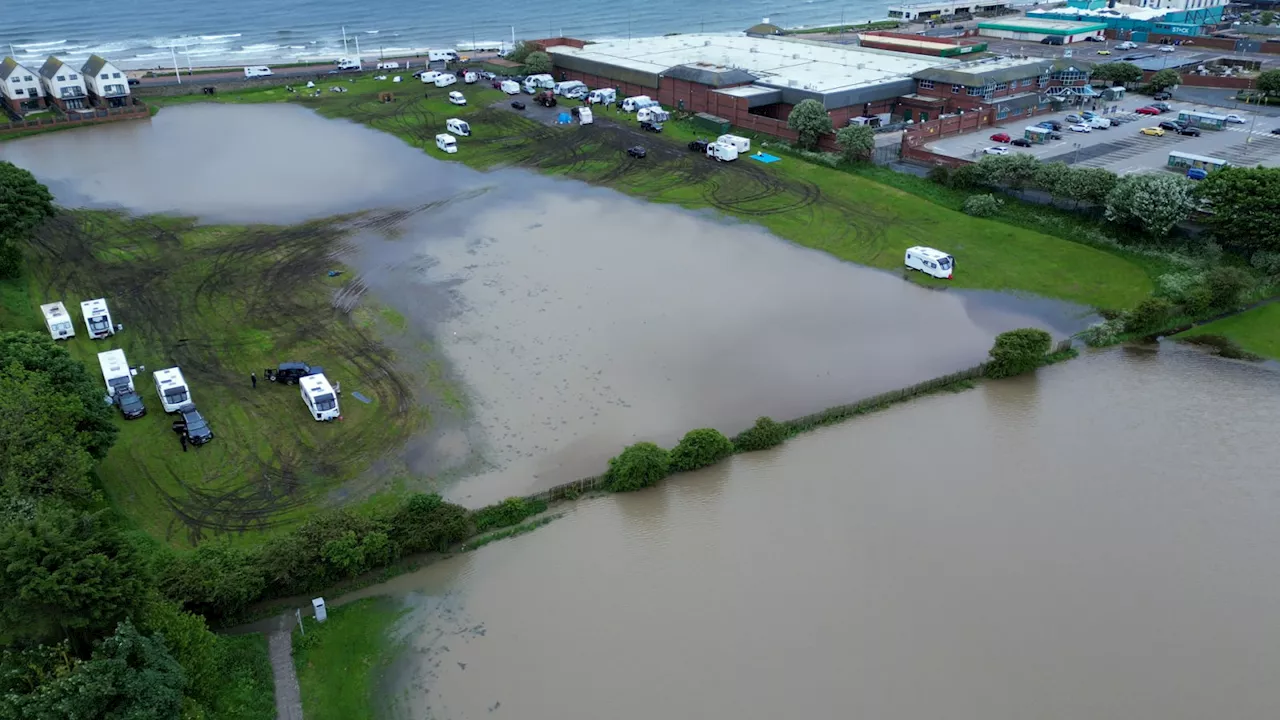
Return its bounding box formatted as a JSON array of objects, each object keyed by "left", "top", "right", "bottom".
[{"left": 340, "top": 344, "right": 1280, "bottom": 720}]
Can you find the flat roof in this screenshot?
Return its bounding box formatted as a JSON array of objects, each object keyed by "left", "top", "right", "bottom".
[
  {"left": 544, "top": 34, "right": 954, "bottom": 94},
  {"left": 858, "top": 33, "right": 980, "bottom": 52},
  {"left": 1029, "top": 6, "right": 1172, "bottom": 22},
  {"left": 979, "top": 18, "right": 1109, "bottom": 33}
]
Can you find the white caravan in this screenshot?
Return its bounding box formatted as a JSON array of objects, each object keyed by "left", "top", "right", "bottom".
[
  {"left": 448, "top": 90, "right": 466, "bottom": 105},
  {"left": 904, "top": 246, "right": 955, "bottom": 279},
  {"left": 376, "top": 61, "right": 399, "bottom": 70},
  {"left": 578, "top": 106, "right": 594, "bottom": 125},
  {"left": 80, "top": 298, "right": 114, "bottom": 339},
  {"left": 41, "top": 301, "right": 75, "bottom": 340},
  {"left": 555, "top": 80, "right": 587, "bottom": 97},
  {"left": 522, "top": 74, "right": 554, "bottom": 93},
  {"left": 500, "top": 79, "right": 520, "bottom": 94},
  {"left": 243, "top": 66, "right": 273, "bottom": 78},
  {"left": 446, "top": 118, "right": 471, "bottom": 136},
  {"left": 97, "top": 349, "right": 134, "bottom": 397},
  {"left": 300, "top": 372, "right": 341, "bottom": 421},
  {"left": 419, "top": 70, "right": 441, "bottom": 84},
  {"left": 153, "top": 367, "right": 191, "bottom": 413},
  {"left": 434, "top": 73, "right": 457, "bottom": 87},
  {"left": 707, "top": 142, "right": 739, "bottom": 162},
  {"left": 463, "top": 71, "right": 477, "bottom": 83},
  {"left": 588, "top": 88, "right": 616, "bottom": 105},
  {"left": 717, "top": 134, "right": 751, "bottom": 153},
  {"left": 428, "top": 49, "right": 459, "bottom": 62},
  {"left": 621, "top": 95, "right": 652, "bottom": 112},
  {"left": 336, "top": 59, "right": 361, "bottom": 71},
  {"left": 637, "top": 106, "right": 670, "bottom": 123},
  {"left": 436, "top": 133, "right": 458, "bottom": 153}
]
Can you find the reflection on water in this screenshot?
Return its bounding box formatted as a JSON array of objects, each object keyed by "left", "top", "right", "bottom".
[{"left": 357, "top": 345, "right": 1280, "bottom": 720}]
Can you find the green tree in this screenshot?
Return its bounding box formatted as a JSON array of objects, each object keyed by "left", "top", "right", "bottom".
[
  {"left": 522, "top": 51, "right": 552, "bottom": 75},
  {"left": 1068, "top": 166, "right": 1119, "bottom": 207},
  {"left": 1204, "top": 266, "right": 1253, "bottom": 311},
  {"left": 1261, "top": 10, "right": 1275, "bottom": 25},
  {"left": 1122, "top": 296, "right": 1174, "bottom": 333},
  {"left": 386, "top": 492, "right": 470, "bottom": 554},
  {"left": 834, "top": 123, "right": 875, "bottom": 163},
  {"left": 0, "top": 331, "right": 117, "bottom": 460},
  {"left": 0, "top": 505, "right": 152, "bottom": 649},
  {"left": 606, "top": 442, "right": 670, "bottom": 492},
  {"left": 1089, "top": 62, "right": 1142, "bottom": 86},
  {"left": 977, "top": 153, "right": 1040, "bottom": 190},
  {"left": 505, "top": 41, "right": 535, "bottom": 64},
  {"left": 1104, "top": 172, "right": 1195, "bottom": 238},
  {"left": 962, "top": 193, "right": 1002, "bottom": 217},
  {"left": 0, "top": 162, "right": 55, "bottom": 278},
  {"left": 0, "top": 363, "right": 95, "bottom": 500},
  {"left": 1257, "top": 69, "right": 1280, "bottom": 99},
  {"left": 1196, "top": 166, "right": 1280, "bottom": 253},
  {"left": 1148, "top": 68, "right": 1181, "bottom": 93},
  {"left": 985, "top": 328, "right": 1053, "bottom": 379},
  {"left": 157, "top": 540, "right": 265, "bottom": 619},
  {"left": 669, "top": 428, "right": 734, "bottom": 472},
  {"left": 1033, "top": 160, "right": 1070, "bottom": 200},
  {"left": 472, "top": 497, "right": 541, "bottom": 532},
  {"left": 137, "top": 600, "right": 217, "bottom": 706},
  {"left": 787, "top": 99, "right": 833, "bottom": 150},
  {"left": 732, "top": 416, "right": 788, "bottom": 452}
]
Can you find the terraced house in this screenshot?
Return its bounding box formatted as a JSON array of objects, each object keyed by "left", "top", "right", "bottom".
[
  {"left": 898, "top": 57, "right": 1094, "bottom": 123},
  {"left": 0, "top": 57, "right": 46, "bottom": 115},
  {"left": 38, "top": 55, "right": 88, "bottom": 110},
  {"left": 81, "top": 54, "right": 131, "bottom": 108}
]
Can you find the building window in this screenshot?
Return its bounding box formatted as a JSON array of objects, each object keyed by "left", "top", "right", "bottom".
[
  {"left": 918, "top": 79, "right": 934, "bottom": 89},
  {"left": 994, "top": 82, "right": 1008, "bottom": 91},
  {"left": 967, "top": 86, "right": 983, "bottom": 96},
  {"left": 1038, "top": 74, "right": 1049, "bottom": 86},
  {"left": 112, "top": 72, "right": 121, "bottom": 78},
  {"left": 23, "top": 75, "right": 33, "bottom": 81},
  {"left": 56, "top": 75, "right": 65, "bottom": 81},
  {"left": 100, "top": 73, "right": 109, "bottom": 79},
  {"left": 952, "top": 84, "right": 962, "bottom": 94},
  {"left": 13, "top": 88, "right": 23, "bottom": 95},
  {"left": 69, "top": 73, "right": 78, "bottom": 80},
  {"left": 1021, "top": 78, "right": 1032, "bottom": 87}
]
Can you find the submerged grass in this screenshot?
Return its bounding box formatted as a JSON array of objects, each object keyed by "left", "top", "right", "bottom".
[
  {"left": 1179, "top": 304, "right": 1280, "bottom": 360},
  {"left": 293, "top": 597, "right": 406, "bottom": 720}
]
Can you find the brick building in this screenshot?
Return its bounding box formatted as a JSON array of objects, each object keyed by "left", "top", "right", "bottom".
[{"left": 900, "top": 57, "right": 1095, "bottom": 123}]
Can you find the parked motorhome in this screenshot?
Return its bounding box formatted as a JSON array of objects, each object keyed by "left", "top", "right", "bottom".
[
  {"left": 463, "top": 71, "right": 477, "bottom": 83},
  {"left": 243, "top": 66, "right": 273, "bottom": 78},
  {"left": 41, "top": 302, "right": 74, "bottom": 340},
  {"left": 300, "top": 372, "right": 341, "bottom": 421},
  {"left": 153, "top": 367, "right": 191, "bottom": 413},
  {"left": 707, "top": 142, "right": 739, "bottom": 162},
  {"left": 555, "top": 80, "right": 587, "bottom": 97},
  {"left": 99, "top": 349, "right": 145, "bottom": 419},
  {"left": 436, "top": 133, "right": 458, "bottom": 153},
  {"left": 588, "top": 88, "right": 616, "bottom": 105},
  {"left": 446, "top": 117, "right": 471, "bottom": 136},
  {"left": 522, "top": 74, "right": 554, "bottom": 93},
  {"left": 904, "top": 246, "right": 954, "bottom": 279},
  {"left": 637, "top": 106, "right": 670, "bottom": 123},
  {"left": 717, "top": 134, "right": 751, "bottom": 153},
  {"left": 500, "top": 79, "right": 520, "bottom": 94},
  {"left": 336, "top": 59, "right": 361, "bottom": 71},
  {"left": 448, "top": 90, "right": 466, "bottom": 105},
  {"left": 428, "top": 49, "right": 459, "bottom": 62},
  {"left": 80, "top": 297, "right": 114, "bottom": 339},
  {"left": 434, "top": 73, "right": 457, "bottom": 87},
  {"left": 376, "top": 61, "right": 399, "bottom": 70},
  {"left": 621, "top": 95, "right": 652, "bottom": 112}
]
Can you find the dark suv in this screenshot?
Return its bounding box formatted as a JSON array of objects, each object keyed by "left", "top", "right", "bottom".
[
  {"left": 265, "top": 362, "right": 323, "bottom": 384},
  {"left": 115, "top": 389, "right": 147, "bottom": 419},
  {"left": 174, "top": 404, "right": 214, "bottom": 445},
  {"left": 688, "top": 139, "right": 709, "bottom": 152}
]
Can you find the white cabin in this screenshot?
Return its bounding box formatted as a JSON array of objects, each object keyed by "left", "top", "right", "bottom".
[
  {"left": 717, "top": 134, "right": 751, "bottom": 153},
  {"left": 904, "top": 246, "right": 955, "bottom": 279},
  {"left": 0, "top": 57, "right": 47, "bottom": 113},
  {"left": 81, "top": 55, "right": 130, "bottom": 108},
  {"left": 37, "top": 56, "right": 88, "bottom": 110},
  {"left": 98, "top": 349, "right": 134, "bottom": 397},
  {"left": 446, "top": 117, "right": 470, "bottom": 136},
  {"left": 80, "top": 297, "right": 114, "bottom": 339},
  {"left": 153, "top": 367, "right": 191, "bottom": 413},
  {"left": 41, "top": 301, "right": 75, "bottom": 340},
  {"left": 300, "top": 373, "right": 340, "bottom": 421}
]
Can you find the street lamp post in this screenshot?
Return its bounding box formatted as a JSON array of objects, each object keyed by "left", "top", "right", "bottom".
[{"left": 1073, "top": 141, "right": 1082, "bottom": 164}]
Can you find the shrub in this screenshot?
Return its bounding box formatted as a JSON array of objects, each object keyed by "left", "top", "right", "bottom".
[
  {"left": 985, "top": 328, "right": 1052, "bottom": 379},
  {"left": 1251, "top": 250, "right": 1280, "bottom": 278},
  {"left": 1156, "top": 270, "right": 1206, "bottom": 303},
  {"left": 926, "top": 165, "right": 951, "bottom": 186},
  {"left": 1123, "top": 296, "right": 1175, "bottom": 333},
  {"left": 472, "top": 496, "right": 546, "bottom": 532},
  {"left": 963, "top": 193, "right": 1002, "bottom": 217},
  {"left": 669, "top": 428, "right": 734, "bottom": 472},
  {"left": 606, "top": 442, "right": 671, "bottom": 492},
  {"left": 1204, "top": 265, "right": 1253, "bottom": 311},
  {"left": 1080, "top": 319, "right": 1121, "bottom": 348},
  {"left": 732, "top": 416, "right": 788, "bottom": 452},
  {"left": 948, "top": 163, "right": 987, "bottom": 189}
]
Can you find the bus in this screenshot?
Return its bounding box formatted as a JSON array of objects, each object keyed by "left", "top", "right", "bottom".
[{"left": 1167, "top": 151, "right": 1228, "bottom": 173}]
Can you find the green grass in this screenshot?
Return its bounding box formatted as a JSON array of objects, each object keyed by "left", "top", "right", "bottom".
[
  {"left": 293, "top": 597, "right": 405, "bottom": 720},
  {"left": 1181, "top": 302, "right": 1280, "bottom": 360},
  {"left": 204, "top": 633, "right": 277, "bottom": 719},
  {"left": 784, "top": 20, "right": 902, "bottom": 33}
]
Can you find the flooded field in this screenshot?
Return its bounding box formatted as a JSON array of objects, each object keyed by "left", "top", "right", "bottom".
[{"left": 343, "top": 344, "right": 1280, "bottom": 720}]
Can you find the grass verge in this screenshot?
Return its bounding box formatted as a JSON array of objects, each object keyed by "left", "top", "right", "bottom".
[
  {"left": 293, "top": 597, "right": 405, "bottom": 720},
  {"left": 1179, "top": 303, "right": 1280, "bottom": 360},
  {"left": 206, "top": 633, "right": 277, "bottom": 719}
]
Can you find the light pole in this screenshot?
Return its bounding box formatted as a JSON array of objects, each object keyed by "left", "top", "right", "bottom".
[{"left": 1073, "top": 141, "right": 1082, "bottom": 164}]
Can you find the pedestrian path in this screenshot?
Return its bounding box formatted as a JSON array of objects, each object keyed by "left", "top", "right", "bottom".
[{"left": 267, "top": 616, "right": 304, "bottom": 720}]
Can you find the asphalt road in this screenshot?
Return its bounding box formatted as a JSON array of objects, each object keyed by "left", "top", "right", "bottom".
[{"left": 131, "top": 54, "right": 495, "bottom": 88}]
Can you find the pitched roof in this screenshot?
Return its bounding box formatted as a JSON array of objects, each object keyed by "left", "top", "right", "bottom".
[
  {"left": 38, "top": 55, "right": 66, "bottom": 79},
  {"left": 0, "top": 57, "right": 20, "bottom": 81},
  {"left": 81, "top": 54, "right": 109, "bottom": 77}
]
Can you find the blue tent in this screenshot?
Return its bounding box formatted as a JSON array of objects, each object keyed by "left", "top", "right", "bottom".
[{"left": 557, "top": 112, "right": 571, "bottom": 124}]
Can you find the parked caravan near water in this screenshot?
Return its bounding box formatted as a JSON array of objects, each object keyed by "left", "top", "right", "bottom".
[
  {"left": 80, "top": 298, "right": 114, "bottom": 339},
  {"left": 436, "top": 133, "right": 458, "bottom": 153},
  {"left": 446, "top": 118, "right": 470, "bottom": 136},
  {"left": 904, "top": 246, "right": 954, "bottom": 279},
  {"left": 41, "top": 302, "right": 74, "bottom": 340},
  {"left": 428, "top": 49, "right": 459, "bottom": 62}
]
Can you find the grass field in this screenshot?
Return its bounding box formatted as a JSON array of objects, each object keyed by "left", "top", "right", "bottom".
[
  {"left": 1181, "top": 302, "right": 1280, "bottom": 360},
  {"left": 207, "top": 633, "right": 277, "bottom": 719},
  {"left": 292, "top": 597, "right": 405, "bottom": 720},
  {"left": 2, "top": 210, "right": 451, "bottom": 546}
]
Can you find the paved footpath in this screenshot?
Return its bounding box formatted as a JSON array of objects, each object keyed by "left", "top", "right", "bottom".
[{"left": 267, "top": 615, "right": 304, "bottom": 720}]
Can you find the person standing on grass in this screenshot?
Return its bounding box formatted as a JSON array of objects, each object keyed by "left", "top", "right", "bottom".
[
  {"left": 180, "top": 432, "right": 187, "bottom": 453},
  {"left": 251, "top": 371, "right": 257, "bottom": 389}
]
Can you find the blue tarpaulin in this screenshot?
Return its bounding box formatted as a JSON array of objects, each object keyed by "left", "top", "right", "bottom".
[
  {"left": 556, "top": 112, "right": 571, "bottom": 124},
  {"left": 751, "top": 153, "right": 780, "bottom": 164}
]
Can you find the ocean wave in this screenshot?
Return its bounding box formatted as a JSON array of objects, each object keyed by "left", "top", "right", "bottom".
[
  {"left": 199, "top": 33, "right": 242, "bottom": 41},
  {"left": 236, "top": 43, "right": 280, "bottom": 52},
  {"left": 15, "top": 39, "right": 69, "bottom": 50}
]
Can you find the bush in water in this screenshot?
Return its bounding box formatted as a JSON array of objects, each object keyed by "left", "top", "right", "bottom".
[
  {"left": 471, "top": 497, "right": 547, "bottom": 533},
  {"left": 607, "top": 442, "right": 671, "bottom": 492},
  {"left": 732, "top": 416, "right": 788, "bottom": 453},
  {"left": 1123, "top": 296, "right": 1175, "bottom": 333},
  {"left": 669, "top": 428, "right": 734, "bottom": 473},
  {"left": 985, "top": 328, "right": 1052, "bottom": 379}
]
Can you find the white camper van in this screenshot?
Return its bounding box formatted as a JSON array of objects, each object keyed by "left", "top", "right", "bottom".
[
  {"left": 98, "top": 349, "right": 134, "bottom": 397},
  {"left": 446, "top": 118, "right": 471, "bottom": 136},
  {"left": 500, "top": 79, "right": 520, "bottom": 94},
  {"left": 153, "top": 367, "right": 191, "bottom": 413},
  {"left": 707, "top": 142, "right": 739, "bottom": 162},
  {"left": 522, "top": 74, "right": 554, "bottom": 93},
  {"left": 555, "top": 80, "right": 587, "bottom": 97},
  {"left": 79, "top": 298, "right": 114, "bottom": 339},
  {"left": 578, "top": 106, "right": 594, "bottom": 125},
  {"left": 904, "top": 246, "right": 955, "bottom": 279},
  {"left": 40, "top": 302, "right": 75, "bottom": 340},
  {"left": 336, "top": 59, "right": 361, "bottom": 71},
  {"left": 243, "top": 66, "right": 273, "bottom": 78},
  {"left": 428, "top": 49, "right": 459, "bottom": 62},
  {"left": 300, "top": 372, "right": 341, "bottom": 421},
  {"left": 419, "top": 70, "right": 441, "bottom": 84},
  {"left": 448, "top": 90, "right": 466, "bottom": 105},
  {"left": 436, "top": 133, "right": 458, "bottom": 153},
  {"left": 588, "top": 88, "right": 616, "bottom": 105},
  {"left": 463, "top": 71, "right": 477, "bottom": 84},
  {"left": 376, "top": 61, "right": 399, "bottom": 70},
  {"left": 717, "top": 134, "right": 751, "bottom": 153},
  {"left": 637, "top": 106, "right": 670, "bottom": 123},
  {"left": 434, "top": 73, "right": 457, "bottom": 87},
  {"left": 621, "top": 95, "right": 652, "bottom": 112}
]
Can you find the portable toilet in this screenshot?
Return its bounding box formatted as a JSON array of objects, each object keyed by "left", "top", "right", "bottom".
[
  {"left": 80, "top": 297, "right": 115, "bottom": 339},
  {"left": 40, "top": 301, "right": 75, "bottom": 340}
]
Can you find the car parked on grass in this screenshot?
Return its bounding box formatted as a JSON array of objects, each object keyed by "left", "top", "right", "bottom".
[
  {"left": 984, "top": 146, "right": 1010, "bottom": 155},
  {"left": 1068, "top": 124, "right": 1092, "bottom": 133},
  {"left": 510, "top": 100, "right": 525, "bottom": 110},
  {"left": 115, "top": 389, "right": 146, "bottom": 420},
  {"left": 627, "top": 146, "right": 647, "bottom": 158},
  {"left": 1225, "top": 113, "right": 1246, "bottom": 124},
  {"left": 265, "top": 362, "right": 323, "bottom": 385},
  {"left": 990, "top": 132, "right": 1011, "bottom": 143},
  {"left": 1011, "top": 138, "right": 1032, "bottom": 147},
  {"left": 1140, "top": 126, "right": 1165, "bottom": 136},
  {"left": 640, "top": 120, "right": 663, "bottom": 133},
  {"left": 1135, "top": 106, "right": 1161, "bottom": 115},
  {"left": 688, "top": 139, "right": 709, "bottom": 152},
  {"left": 174, "top": 404, "right": 214, "bottom": 446}
]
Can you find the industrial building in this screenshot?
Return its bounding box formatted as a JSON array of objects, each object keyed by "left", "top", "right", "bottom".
[
  {"left": 900, "top": 56, "right": 1096, "bottom": 122},
  {"left": 857, "top": 31, "right": 989, "bottom": 57},
  {"left": 976, "top": 17, "right": 1109, "bottom": 44},
  {"left": 1028, "top": 0, "right": 1228, "bottom": 36},
  {"left": 886, "top": 0, "right": 1014, "bottom": 21}
]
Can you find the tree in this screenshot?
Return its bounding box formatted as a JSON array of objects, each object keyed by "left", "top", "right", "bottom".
[
  {"left": 0, "top": 363, "right": 95, "bottom": 499},
  {"left": 1262, "top": 10, "right": 1275, "bottom": 26},
  {"left": 1089, "top": 62, "right": 1142, "bottom": 86},
  {"left": 669, "top": 428, "right": 734, "bottom": 472},
  {"left": 1258, "top": 69, "right": 1280, "bottom": 99},
  {"left": 1148, "top": 68, "right": 1181, "bottom": 93},
  {"left": 985, "top": 328, "right": 1053, "bottom": 379},
  {"left": 0, "top": 162, "right": 55, "bottom": 278},
  {"left": 1068, "top": 166, "right": 1119, "bottom": 208},
  {"left": 157, "top": 541, "right": 266, "bottom": 619},
  {"left": 0, "top": 505, "right": 152, "bottom": 649},
  {"left": 137, "top": 600, "right": 217, "bottom": 705},
  {"left": 732, "top": 416, "right": 788, "bottom": 452},
  {"left": 1196, "top": 166, "right": 1280, "bottom": 253},
  {"left": 1203, "top": 266, "right": 1253, "bottom": 311},
  {"left": 606, "top": 442, "right": 670, "bottom": 492},
  {"left": 787, "top": 99, "right": 832, "bottom": 151},
  {"left": 1033, "top": 160, "right": 1070, "bottom": 200},
  {"left": 976, "top": 153, "right": 1040, "bottom": 190},
  {"left": 0, "top": 331, "right": 117, "bottom": 460},
  {"left": 505, "top": 41, "right": 535, "bottom": 64},
  {"left": 1123, "top": 296, "right": 1174, "bottom": 333},
  {"left": 834, "top": 124, "right": 875, "bottom": 163},
  {"left": 963, "top": 194, "right": 1002, "bottom": 217},
  {"left": 522, "top": 51, "right": 552, "bottom": 75},
  {"left": 1105, "top": 172, "right": 1195, "bottom": 238}
]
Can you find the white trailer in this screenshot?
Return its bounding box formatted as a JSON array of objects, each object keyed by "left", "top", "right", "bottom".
[
  {"left": 243, "top": 66, "right": 273, "bottom": 78},
  {"left": 462, "top": 71, "right": 477, "bottom": 84},
  {"left": 578, "top": 106, "right": 594, "bottom": 125},
  {"left": 904, "top": 246, "right": 955, "bottom": 279},
  {"left": 153, "top": 367, "right": 191, "bottom": 413},
  {"left": 555, "top": 80, "right": 587, "bottom": 97},
  {"left": 434, "top": 73, "right": 458, "bottom": 87},
  {"left": 419, "top": 70, "right": 442, "bottom": 84},
  {"left": 336, "top": 59, "right": 361, "bottom": 71},
  {"left": 41, "top": 301, "right": 75, "bottom": 340},
  {"left": 376, "top": 61, "right": 399, "bottom": 70},
  {"left": 621, "top": 95, "right": 652, "bottom": 112},
  {"left": 80, "top": 298, "right": 114, "bottom": 339},
  {"left": 707, "top": 142, "right": 739, "bottom": 162},
  {"left": 300, "top": 372, "right": 341, "bottom": 421},
  {"left": 588, "top": 88, "right": 616, "bottom": 105},
  {"left": 717, "top": 134, "right": 751, "bottom": 153},
  {"left": 500, "top": 80, "right": 520, "bottom": 94},
  {"left": 446, "top": 118, "right": 471, "bottom": 136},
  {"left": 98, "top": 349, "right": 134, "bottom": 397}
]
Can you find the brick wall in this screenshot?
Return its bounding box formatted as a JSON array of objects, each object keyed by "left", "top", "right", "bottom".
[
  {"left": 1140, "top": 70, "right": 1253, "bottom": 89},
  {"left": 0, "top": 102, "right": 149, "bottom": 134}
]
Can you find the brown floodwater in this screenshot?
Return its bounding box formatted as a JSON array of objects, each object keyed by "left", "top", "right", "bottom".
[{"left": 335, "top": 343, "right": 1280, "bottom": 720}]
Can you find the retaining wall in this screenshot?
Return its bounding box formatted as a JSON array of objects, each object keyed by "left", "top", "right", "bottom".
[{"left": 0, "top": 103, "right": 151, "bottom": 134}]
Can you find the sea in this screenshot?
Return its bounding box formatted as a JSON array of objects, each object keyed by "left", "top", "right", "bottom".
[{"left": 3, "top": 0, "right": 902, "bottom": 71}]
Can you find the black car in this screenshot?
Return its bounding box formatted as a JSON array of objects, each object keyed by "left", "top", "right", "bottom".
[
  {"left": 1158, "top": 120, "right": 1182, "bottom": 131},
  {"left": 1153, "top": 91, "right": 1172, "bottom": 101},
  {"left": 640, "top": 120, "right": 663, "bottom": 133},
  {"left": 688, "top": 139, "right": 709, "bottom": 152},
  {"left": 175, "top": 404, "right": 214, "bottom": 445},
  {"left": 511, "top": 100, "right": 525, "bottom": 110},
  {"left": 627, "top": 146, "right": 647, "bottom": 158},
  {"left": 114, "top": 389, "right": 147, "bottom": 419},
  {"left": 265, "top": 362, "right": 323, "bottom": 385},
  {"left": 1178, "top": 126, "right": 1201, "bottom": 137},
  {"left": 127, "top": 77, "right": 140, "bottom": 86},
  {"left": 1011, "top": 138, "right": 1032, "bottom": 147}
]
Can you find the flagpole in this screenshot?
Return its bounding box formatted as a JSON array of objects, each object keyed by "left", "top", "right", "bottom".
[{"left": 170, "top": 45, "right": 182, "bottom": 84}]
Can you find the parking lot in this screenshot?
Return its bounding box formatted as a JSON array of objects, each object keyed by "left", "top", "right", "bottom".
[{"left": 926, "top": 97, "right": 1280, "bottom": 174}]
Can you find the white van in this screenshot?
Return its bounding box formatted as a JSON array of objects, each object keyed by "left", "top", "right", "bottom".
[
  {"left": 98, "top": 349, "right": 134, "bottom": 397},
  {"left": 428, "top": 49, "right": 459, "bottom": 62},
  {"left": 637, "top": 106, "right": 670, "bottom": 123},
  {"left": 448, "top": 90, "right": 466, "bottom": 105},
  {"left": 243, "top": 66, "right": 273, "bottom": 78},
  {"left": 446, "top": 117, "right": 471, "bottom": 136},
  {"left": 500, "top": 79, "right": 520, "bottom": 94},
  {"left": 707, "top": 142, "right": 739, "bottom": 162},
  {"left": 717, "top": 134, "right": 751, "bottom": 153},
  {"left": 41, "top": 301, "right": 75, "bottom": 340},
  {"left": 555, "top": 80, "right": 587, "bottom": 98},
  {"left": 1087, "top": 116, "right": 1111, "bottom": 129},
  {"left": 436, "top": 133, "right": 458, "bottom": 153},
  {"left": 434, "top": 73, "right": 458, "bottom": 87},
  {"left": 621, "top": 95, "right": 652, "bottom": 112},
  {"left": 588, "top": 88, "right": 616, "bottom": 105},
  {"left": 904, "top": 246, "right": 955, "bottom": 279},
  {"left": 376, "top": 61, "right": 399, "bottom": 70},
  {"left": 463, "top": 71, "right": 477, "bottom": 84},
  {"left": 522, "top": 74, "right": 554, "bottom": 93},
  {"left": 419, "top": 70, "right": 441, "bottom": 84},
  {"left": 336, "top": 59, "right": 361, "bottom": 71},
  {"left": 300, "top": 372, "right": 340, "bottom": 421},
  {"left": 80, "top": 297, "right": 114, "bottom": 339},
  {"left": 578, "top": 106, "right": 594, "bottom": 125},
  {"left": 153, "top": 367, "right": 191, "bottom": 413}
]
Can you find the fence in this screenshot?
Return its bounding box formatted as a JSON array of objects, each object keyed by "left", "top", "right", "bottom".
[{"left": 0, "top": 103, "right": 150, "bottom": 134}]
